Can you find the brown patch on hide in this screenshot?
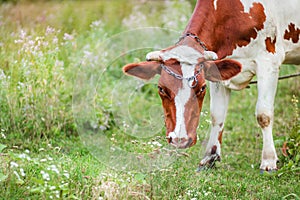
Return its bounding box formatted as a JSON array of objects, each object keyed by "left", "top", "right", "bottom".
[
  {"left": 284, "top": 23, "right": 300, "bottom": 43},
  {"left": 257, "top": 113, "right": 270, "bottom": 128},
  {"left": 265, "top": 37, "right": 276, "bottom": 54},
  {"left": 211, "top": 145, "right": 217, "bottom": 154},
  {"left": 218, "top": 129, "right": 223, "bottom": 145},
  {"left": 185, "top": 0, "right": 266, "bottom": 58}
]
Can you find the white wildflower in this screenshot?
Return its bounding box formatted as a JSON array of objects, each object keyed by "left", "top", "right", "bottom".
[
  {"left": 0, "top": 69, "right": 6, "bottom": 80},
  {"left": 83, "top": 50, "right": 92, "bottom": 58},
  {"left": 13, "top": 171, "right": 21, "bottom": 181},
  {"left": 55, "top": 190, "right": 60, "bottom": 198},
  {"left": 152, "top": 141, "right": 162, "bottom": 147},
  {"left": 186, "top": 190, "right": 191, "bottom": 196},
  {"left": 47, "top": 164, "right": 59, "bottom": 174},
  {"left": 17, "top": 82, "right": 25, "bottom": 90},
  {"left": 122, "top": 5, "right": 148, "bottom": 28},
  {"left": 63, "top": 170, "right": 69, "bottom": 179},
  {"left": 28, "top": 39, "right": 35, "bottom": 46},
  {"left": 46, "top": 26, "right": 56, "bottom": 35},
  {"left": 49, "top": 186, "right": 56, "bottom": 190},
  {"left": 52, "top": 36, "right": 58, "bottom": 44},
  {"left": 14, "top": 39, "right": 23, "bottom": 44},
  {"left": 42, "top": 41, "right": 49, "bottom": 47},
  {"left": 204, "top": 190, "right": 211, "bottom": 196},
  {"left": 10, "top": 161, "right": 19, "bottom": 168},
  {"left": 20, "top": 29, "right": 27, "bottom": 39},
  {"left": 63, "top": 33, "right": 74, "bottom": 41},
  {"left": 20, "top": 168, "right": 26, "bottom": 177},
  {"left": 55, "top": 60, "right": 64, "bottom": 68},
  {"left": 41, "top": 170, "right": 50, "bottom": 181},
  {"left": 162, "top": 0, "right": 191, "bottom": 29},
  {"left": 18, "top": 153, "right": 27, "bottom": 159},
  {"left": 90, "top": 20, "right": 103, "bottom": 29},
  {"left": 99, "top": 125, "right": 107, "bottom": 131}
]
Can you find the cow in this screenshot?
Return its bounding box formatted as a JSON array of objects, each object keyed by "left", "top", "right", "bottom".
[{"left": 122, "top": 0, "right": 300, "bottom": 172}]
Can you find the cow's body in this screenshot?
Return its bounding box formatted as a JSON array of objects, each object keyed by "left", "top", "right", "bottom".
[
  {"left": 187, "top": 0, "right": 300, "bottom": 171},
  {"left": 123, "top": 0, "right": 300, "bottom": 171},
  {"left": 220, "top": 0, "right": 300, "bottom": 90}
]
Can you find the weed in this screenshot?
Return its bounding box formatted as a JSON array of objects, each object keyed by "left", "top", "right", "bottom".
[{"left": 280, "top": 95, "right": 300, "bottom": 170}]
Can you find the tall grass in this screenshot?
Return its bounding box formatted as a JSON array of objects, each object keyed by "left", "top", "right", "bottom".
[
  {"left": 1, "top": 27, "right": 71, "bottom": 138},
  {"left": 0, "top": 0, "right": 193, "bottom": 141}
]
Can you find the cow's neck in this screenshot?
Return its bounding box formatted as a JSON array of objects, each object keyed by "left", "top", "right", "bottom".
[
  {"left": 183, "top": 0, "right": 214, "bottom": 49},
  {"left": 184, "top": 0, "right": 266, "bottom": 59}
]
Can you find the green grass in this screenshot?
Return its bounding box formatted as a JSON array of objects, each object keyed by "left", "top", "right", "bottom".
[{"left": 0, "top": 0, "right": 299, "bottom": 199}]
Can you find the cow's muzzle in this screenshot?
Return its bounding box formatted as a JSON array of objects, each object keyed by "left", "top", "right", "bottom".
[{"left": 169, "top": 137, "right": 194, "bottom": 149}]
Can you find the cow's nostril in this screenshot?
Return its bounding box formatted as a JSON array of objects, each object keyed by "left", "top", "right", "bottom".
[
  {"left": 186, "top": 137, "right": 193, "bottom": 147},
  {"left": 168, "top": 136, "right": 173, "bottom": 144}
]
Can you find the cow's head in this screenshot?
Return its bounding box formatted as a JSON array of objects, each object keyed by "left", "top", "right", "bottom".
[{"left": 123, "top": 36, "right": 241, "bottom": 148}]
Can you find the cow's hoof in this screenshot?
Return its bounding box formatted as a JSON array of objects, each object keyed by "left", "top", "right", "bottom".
[
  {"left": 197, "top": 154, "right": 220, "bottom": 172},
  {"left": 196, "top": 165, "right": 208, "bottom": 172},
  {"left": 259, "top": 159, "right": 278, "bottom": 174},
  {"left": 260, "top": 168, "right": 278, "bottom": 174},
  {"left": 196, "top": 165, "right": 216, "bottom": 172}
]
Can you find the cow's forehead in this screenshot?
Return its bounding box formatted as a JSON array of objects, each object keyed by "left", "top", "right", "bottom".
[{"left": 161, "top": 45, "right": 202, "bottom": 65}]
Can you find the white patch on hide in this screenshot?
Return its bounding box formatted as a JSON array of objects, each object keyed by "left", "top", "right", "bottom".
[
  {"left": 173, "top": 63, "right": 195, "bottom": 139},
  {"left": 161, "top": 45, "right": 202, "bottom": 65},
  {"left": 242, "top": 1, "right": 254, "bottom": 13},
  {"left": 167, "top": 132, "right": 177, "bottom": 139},
  {"left": 146, "top": 51, "right": 161, "bottom": 61},
  {"left": 213, "top": 0, "right": 218, "bottom": 10}
]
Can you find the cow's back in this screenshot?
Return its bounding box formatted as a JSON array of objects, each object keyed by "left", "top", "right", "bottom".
[
  {"left": 243, "top": 0, "right": 300, "bottom": 64},
  {"left": 221, "top": 0, "right": 300, "bottom": 90}
]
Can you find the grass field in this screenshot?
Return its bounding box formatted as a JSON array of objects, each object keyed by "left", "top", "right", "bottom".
[{"left": 0, "top": 0, "right": 299, "bottom": 199}]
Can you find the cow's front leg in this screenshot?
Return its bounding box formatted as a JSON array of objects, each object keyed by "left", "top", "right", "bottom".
[
  {"left": 256, "top": 63, "right": 280, "bottom": 172},
  {"left": 198, "top": 82, "right": 231, "bottom": 170}
]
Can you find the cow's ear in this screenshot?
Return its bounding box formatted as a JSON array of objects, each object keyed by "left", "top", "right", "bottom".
[
  {"left": 123, "top": 61, "right": 161, "bottom": 80},
  {"left": 203, "top": 59, "right": 242, "bottom": 82}
]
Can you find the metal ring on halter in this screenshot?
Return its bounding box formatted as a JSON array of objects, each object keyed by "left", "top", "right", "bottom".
[
  {"left": 160, "top": 64, "right": 203, "bottom": 88},
  {"left": 187, "top": 76, "right": 198, "bottom": 88}
]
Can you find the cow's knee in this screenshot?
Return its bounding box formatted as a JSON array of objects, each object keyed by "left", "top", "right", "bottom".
[{"left": 256, "top": 113, "right": 271, "bottom": 128}]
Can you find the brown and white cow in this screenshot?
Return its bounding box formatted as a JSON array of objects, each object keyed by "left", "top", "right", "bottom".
[{"left": 123, "top": 0, "right": 300, "bottom": 172}]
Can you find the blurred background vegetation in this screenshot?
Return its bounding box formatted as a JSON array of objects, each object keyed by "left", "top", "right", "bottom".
[{"left": 0, "top": 0, "right": 196, "bottom": 142}]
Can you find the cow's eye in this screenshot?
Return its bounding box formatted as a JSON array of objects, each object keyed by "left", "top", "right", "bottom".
[
  {"left": 201, "top": 85, "right": 206, "bottom": 92},
  {"left": 196, "top": 84, "right": 206, "bottom": 96},
  {"left": 158, "top": 86, "right": 166, "bottom": 95},
  {"left": 158, "top": 86, "right": 173, "bottom": 99}
]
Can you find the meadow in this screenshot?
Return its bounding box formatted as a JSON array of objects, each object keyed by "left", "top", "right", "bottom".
[{"left": 0, "top": 0, "right": 299, "bottom": 199}]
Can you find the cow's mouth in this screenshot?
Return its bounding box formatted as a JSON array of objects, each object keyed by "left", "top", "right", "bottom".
[{"left": 169, "top": 136, "right": 194, "bottom": 149}]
